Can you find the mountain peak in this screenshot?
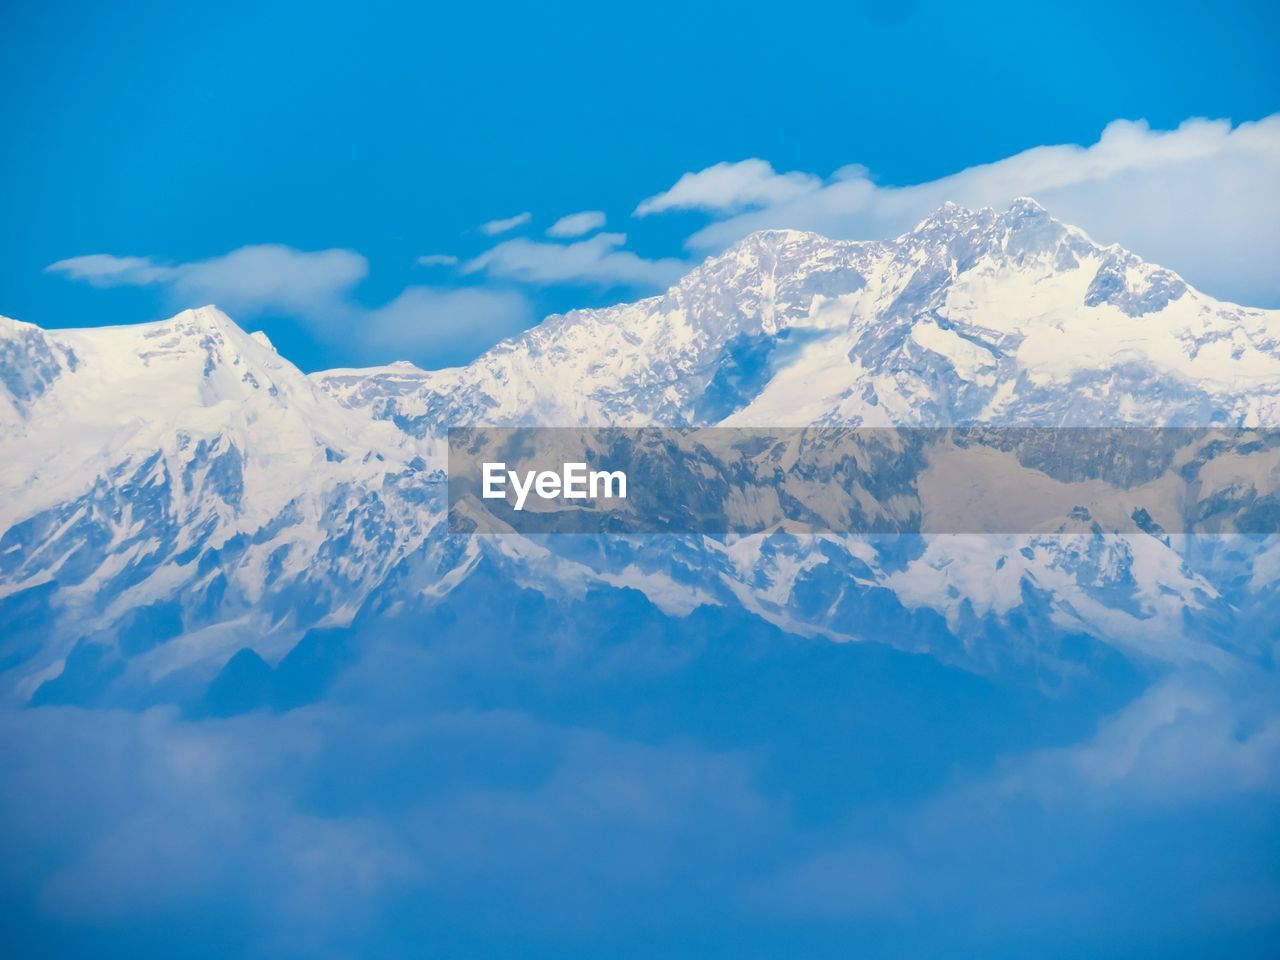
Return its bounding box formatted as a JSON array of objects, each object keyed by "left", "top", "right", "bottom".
[
  {"left": 723, "top": 227, "right": 838, "bottom": 258},
  {"left": 907, "top": 197, "right": 1056, "bottom": 235},
  {"left": 894, "top": 197, "right": 1097, "bottom": 274},
  {"left": 741, "top": 227, "right": 826, "bottom": 243},
  {"left": 161, "top": 305, "right": 241, "bottom": 336},
  {"left": 1007, "top": 196, "right": 1048, "bottom": 215}
]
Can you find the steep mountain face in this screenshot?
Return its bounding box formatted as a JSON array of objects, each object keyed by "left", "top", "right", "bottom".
[{"left": 4, "top": 201, "right": 1280, "bottom": 709}]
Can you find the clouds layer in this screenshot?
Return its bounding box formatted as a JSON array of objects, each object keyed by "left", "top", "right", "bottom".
[
  {"left": 358, "top": 286, "right": 531, "bottom": 361},
  {"left": 416, "top": 254, "right": 459, "bottom": 267},
  {"left": 49, "top": 245, "right": 528, "bottom": 367},
  {"left": 635, "top": 159, "right": 821, "bottom": 216},
  {"left": 3, "top": 610, "right": 1276, "bottom": 957},
  {"left": 546, "top": 210, "right": 606, "bottom": 238},
  {"left": 479, "top": 212, "right": 532, "bottom": 236},
  {"left": 44, "top": 113, "right": 1280, "bottom": 369},
  {"left": 465, "top": 232, "right": 687, "bottom": 287},
  {"left": 641, "top": 116, "right": 1280, "bottom": 306},
  {"left": 48, "top": 245, "right": 370, "bottom": 315}
]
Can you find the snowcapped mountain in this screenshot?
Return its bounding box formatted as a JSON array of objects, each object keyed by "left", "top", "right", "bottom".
[
  {"left": 318, "top": 198, "right": 1280, "bottom": 430},
  {"left": 4, "top": 200, "right": 1279, "bottom": 709},
  {"left": 0, "top": 308, "right": 445, "bottom": 701}
]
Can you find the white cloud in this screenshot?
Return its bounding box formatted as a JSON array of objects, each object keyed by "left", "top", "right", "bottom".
[
  {"left": 47, "top": 243, "right": 529, "bottom": 366},
  {"left": 546, "top": 210, "right": 607, "bottom": 238},
  {"left": 171, "top": 245, "right": 369, "bottom": 314},
  {"left": 478, "top": 212, "right": 532, "bottom": 236},
  {"left": 634, "top": 159, "right": 821, "bottom": 216},
  {"left": 464, "top": 232, "right": 687, "bottom": 288},
  {"left": 416, "top": 254, "right": 460, "bottom": 267},
  {"left": 358, "top": 286, "right": 532, "bottom": 364},
  {"left": 642, "top": 115, "right": 1280, "bottom": 307},
  {"left": 44, "top": 253, "right": 174, "bottom": 287},
  {"left": 991, "top": 672, "right": 1280, "bottom": 805},
  {"left": 47, "top": 245, "right": 369, "bottom": 316}
]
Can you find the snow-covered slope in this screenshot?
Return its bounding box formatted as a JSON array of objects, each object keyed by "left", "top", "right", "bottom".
[
  {"left": 317, "top": 199, "right": 1280, "bottom": 431},
  {"left": 0, "top": 307, "right": 443, "bottom": 698},
  {"left": 4, "top": 201, "right": 1280, "bottom": 707}
]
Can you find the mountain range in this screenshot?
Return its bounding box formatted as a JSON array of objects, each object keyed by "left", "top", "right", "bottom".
[{"left": 3, "top": 199, "right": 1279, "bottom": 710}]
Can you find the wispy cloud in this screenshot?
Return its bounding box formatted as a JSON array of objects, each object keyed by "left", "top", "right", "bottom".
[
  {"left": 751, "top": 669, "right": 1280, "bottom": 928},
  {"left": 43, "top": 253, "right": 174, "bottom": 287},
  {"left": 546, "top": 210, "right": 606, "bottom": 238},
  {"left": 635, "top": 159, "right": 821, "bottom": 216},
  {"left": 47, "top": 244, "right": 528, "bottom": 367},
  {"left": 464, "top": 232, "right": 686, "bottom": 288},
  {"left": 638, "top": 115, "right": 1280, "bottom": 306},
  {"left": 45, "top": 113, "right": 1280, "bottom": 369},
  {"left": 4, "top": 615, "right": 1275, "bottom": 953},
  {"left": 478, "top": 212, "right": 532, "bottom": 236},
  {"left": 47, "top": 245, "right": 368, "bottom": 315},
  {"left": 358, "top": 286, "right": 531, "bottom": 364}
]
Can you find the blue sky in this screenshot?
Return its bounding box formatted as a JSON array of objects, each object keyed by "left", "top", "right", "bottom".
[{"left": 2, "top": 0, "right": 1278, "bottom": 371}]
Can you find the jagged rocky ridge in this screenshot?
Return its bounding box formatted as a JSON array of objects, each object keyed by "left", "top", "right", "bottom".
[{"left": 3, "top": 199, "right": 1279, "bottom": 708}]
